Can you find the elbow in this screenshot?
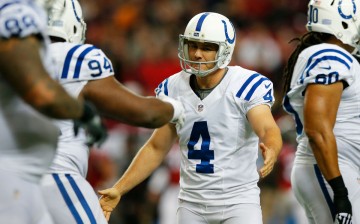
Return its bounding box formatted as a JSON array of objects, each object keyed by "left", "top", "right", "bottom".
[
  {"left": 122, "top": 111, "right": 167, "bottom": 128},
  {"left": 138, "top": 113, "right": 167, "bottom": 128},
  {"left": 304, "top": 127, "right": 325, "bottom": 147}
]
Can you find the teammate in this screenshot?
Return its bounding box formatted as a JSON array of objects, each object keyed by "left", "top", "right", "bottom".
[
  {"left": 282, "top": 0, "right": 360, "bottom": 223},
  {"left": 0, "top": 0, "right": 106, "bottom": 223},
  {"left": 98, "top": 12, "right": 282, "bottom": 224},
  {"left": 39, "top": 0, "right": 185, "bottom": 223}
]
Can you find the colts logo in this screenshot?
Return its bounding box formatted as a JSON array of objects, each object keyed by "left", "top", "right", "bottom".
[
  {"left": 221, "top": 20, "right": 235, "bottom": 44},
  {"left": 198, "top": 104, "right": 204, "bottom": 112},
  {"left": 338, "top": 0, "right": 356, "bottom": 19}
]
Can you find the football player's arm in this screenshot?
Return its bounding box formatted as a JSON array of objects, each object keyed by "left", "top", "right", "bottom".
[
  {"left": 81, "top": 76, "right": 177, "bottom": 128},
  {"left": 304, "top": 82, "right": 352, "bottom": 222},
  {"left": 0, "top": 36, "right": 83, "bottom": 119},
  {"left": 247, "top": 104, "right": 282, "bottom": 178},
  {"left": 98, "top": 123, "right": 177, "bottom": 221},
  {"left": 303, "top": 82, "right": 342, "bottom": 180}
]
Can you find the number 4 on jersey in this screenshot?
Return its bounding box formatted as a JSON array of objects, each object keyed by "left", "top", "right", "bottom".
[
  {"left": 263, "top": 89, "right": 273, "bottom": 101},
  {"left": 187, "top": 121, "right": 214, "bottom": 174}
]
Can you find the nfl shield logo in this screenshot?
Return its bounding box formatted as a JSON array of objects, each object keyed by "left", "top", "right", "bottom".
[{"left": 198, "top": 104, "right": 204, "bottom": 112}]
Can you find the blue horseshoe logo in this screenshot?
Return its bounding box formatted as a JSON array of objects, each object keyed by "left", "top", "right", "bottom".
[
  {"left": 222, "top": 20, "right": 235, "bottom": 44},
  {"left": 338, "top": 0, "right": 356, "bottom": 19},
  {"left": 71, "top": 0, "right": 82, "bottom": 22}
]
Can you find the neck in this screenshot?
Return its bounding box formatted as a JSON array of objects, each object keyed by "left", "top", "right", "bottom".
[
  {"left": 327, "top": 37, "right": 355, "bottom": 53},
  {"left": 196, "top": 67, "right": 227, "bottom": 89}
]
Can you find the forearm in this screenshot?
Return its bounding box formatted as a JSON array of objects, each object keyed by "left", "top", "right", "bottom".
[
  {"left": 113, "top": 144, "right": 168, "bottom": 195},
  {"left": 103, "top": 97, "right": 173, "bottom": 128},
  {"left": 82, "top": 78, "right": 174, "bottom": 128},
  {"left": 307, "top": 130, "right": 341, "bottom": 180},
  {"left": 260, "top": 126, "right": 282, "bottom": 157},
  {"left": 303, "top": 83, "right": 343, "bottom": 181},
  {"left": 23, "top": 76, "right": 83, "bottom": 119}
]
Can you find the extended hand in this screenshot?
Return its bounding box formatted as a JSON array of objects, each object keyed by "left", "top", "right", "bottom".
[
  {"left": 259, "top": 142, "right": 277, "bottom": 178},
  {"left": 98, "top": 188, "right": 122, "bottom": 222}
]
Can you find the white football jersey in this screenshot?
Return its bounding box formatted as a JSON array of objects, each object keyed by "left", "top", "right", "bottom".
[
  {"left": 48, "top": 42, "right": 114, "bottom": 177},
  {"left": 0, "top": 0, "right": 59, "bottom": 183},
  {"left": 155, "top": 66, "right": 274, "bottom": 206},
  {"left": 284, "top": 43, "right": 360, "bottom": 168}
]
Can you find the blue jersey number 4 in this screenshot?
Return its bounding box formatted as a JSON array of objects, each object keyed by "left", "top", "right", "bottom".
[{"left": 187, "top": 121, "right": 214, "bottom": 174}]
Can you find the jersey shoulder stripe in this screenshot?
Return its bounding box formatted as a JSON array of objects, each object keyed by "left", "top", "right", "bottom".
[
  {"left": 299, "top": 45, "right": 353, "bottom": 84},
  {"left": 0, "top": 1, "right": 18, "bottom": 11},
  {"left": 57, "top": 43, "right": 114, "bottom": 82},
  {"left": 73, "top": 46, "right": 98, "bottom": 79},
  {"left": 155, "top": 78, "right": 169, "bottom": 96},
  {"left": 61, "top": 45, "right": 82, "bottom": 79},
  {"left": 61, "top": 45, "right": 98, "bottom": 79},
  {"left": 234, "top": 71, "right": 272, "bottom": 102},
  {"left": 235, "top": 73, "right": 260, "bottom": 98},
  {"left": 244, "top": 77, "right": 270, "bottom": 101},
  {"left": 155, "top": 71, "right": 185, "bottom": 97}
]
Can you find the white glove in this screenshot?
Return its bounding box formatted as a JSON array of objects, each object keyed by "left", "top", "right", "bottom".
[{"left": 157, "top": 93, "right": 185, "bottom": 129}]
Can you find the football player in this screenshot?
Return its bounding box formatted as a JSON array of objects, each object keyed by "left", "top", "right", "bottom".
[
  {"left": 39, "top": 0, "right": 185, "bottom": 223},
  {"left": 99, "top": 12, "right": 282, "bottom": 224},
  {"left": 283, "top": 0, "right": 360, "bottom": 223},
  {"left": 0, "top": 0, "right": 105, "bottom": 223}
]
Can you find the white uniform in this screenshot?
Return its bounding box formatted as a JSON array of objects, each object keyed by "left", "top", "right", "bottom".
[
  {"left": 155, "top": 66, "right": 274, "bottom": 223},
  {"left": 40, "top": 42, "right": 114, "bottom": 224},
  {"left": 0, "top": 1, "right": 58, "bottom": 223},
  {"left": 284, "top": 43, "right": 360, "bottom": 223}
]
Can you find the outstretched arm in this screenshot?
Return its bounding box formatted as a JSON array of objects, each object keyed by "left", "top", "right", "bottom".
[
  {"left": 81, "top": 76, "right": 184, "bottom": 128},
  {"left": 247, "top": 104, "right": 282, "bottom": 178},
  {"left": 98, "top": 123, "right": 178, "bottom": 221}
]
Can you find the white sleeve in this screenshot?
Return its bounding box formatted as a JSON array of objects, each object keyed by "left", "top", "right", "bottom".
[
  {"left": 155, "top": 78, "right": 170, "bottom": 96},
  {"left": 300, "top": 48, "right": 354, "bottom": 87},
  {"left": 59, "top": 44, "right": 114, "bottom": 83},
  {"left": 234, "top": 73, "right": 275, "bottom": 114},
  {"left": 0, "top": 2, "right": 47, "bottom": 39}
]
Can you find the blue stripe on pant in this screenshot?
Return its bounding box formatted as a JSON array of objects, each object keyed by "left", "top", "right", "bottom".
[
  {"left": 314, "top": 164, "right": 336, "bottom": 221},
  {"left": 52, "top": 174, "right": 97, "bottom": 224}
]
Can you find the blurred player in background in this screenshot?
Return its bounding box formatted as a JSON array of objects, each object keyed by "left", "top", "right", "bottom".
[
  {"left": 283, "top": 0, "right": 360, "bottom": 223},
  {"left": 39, "top": 0, "right": 185, "bottom": 223},
  {"left": 99, "top": 12, "right": 282, "bottom": 224},
  {"left": 0, "top": 0, "right": 106, "bottom": 223}
]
